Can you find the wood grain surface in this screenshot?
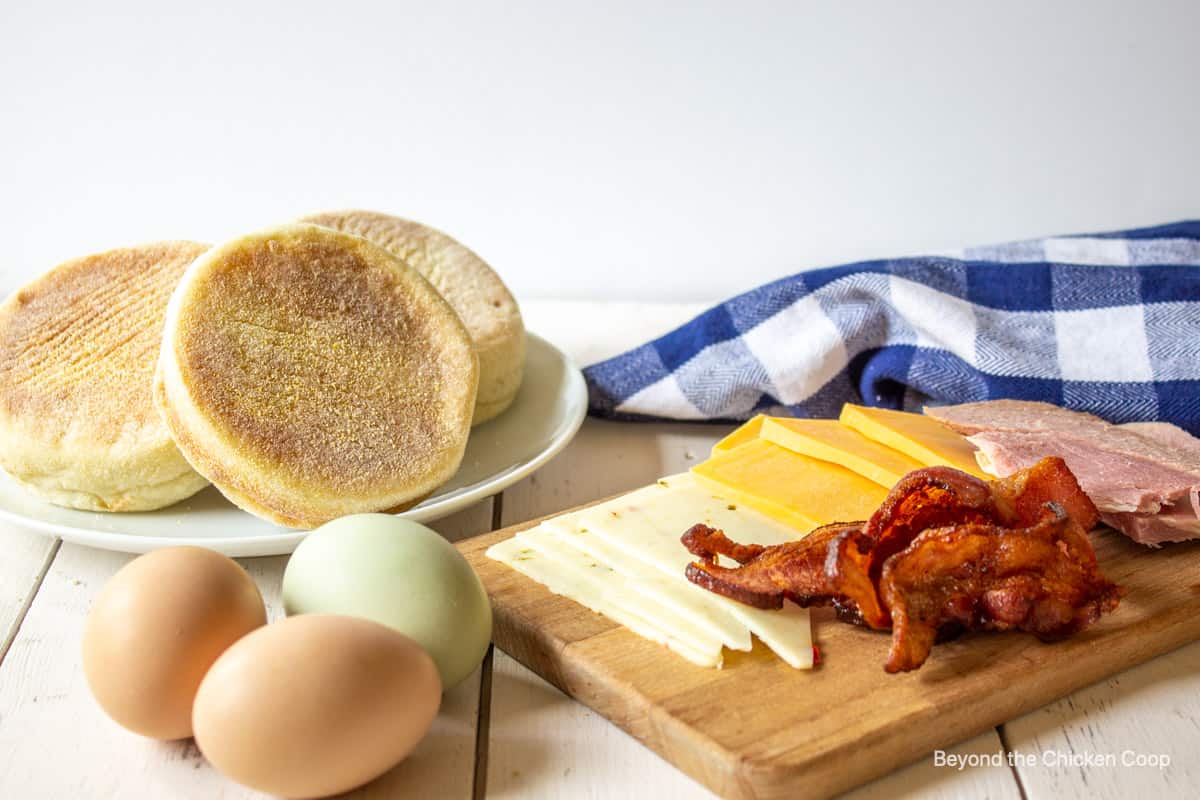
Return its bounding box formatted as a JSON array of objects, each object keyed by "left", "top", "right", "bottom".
[{"left": 458, "top": 494, "right": 1200, "bottom": 800}]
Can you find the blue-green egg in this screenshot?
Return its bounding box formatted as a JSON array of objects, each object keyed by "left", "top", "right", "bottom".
[{"left": 282, "top": 514, "right": 492, "bottom": 689}]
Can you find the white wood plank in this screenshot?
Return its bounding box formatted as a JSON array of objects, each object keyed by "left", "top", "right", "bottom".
[
  {"left": 0, "top": 499, "right": 494, "bottom": 799},
  {"left": 487, "top": 648, "right": 717, "bottom": 798},
  {"left": 1003, "top": 639, "right": 1200, "bottom": 800},
  {"left": 0, "top": 527, "right": 57, "bottom": 661},
  {"left": 843, "top": 730, "right": 1020, "bottom": 800}
]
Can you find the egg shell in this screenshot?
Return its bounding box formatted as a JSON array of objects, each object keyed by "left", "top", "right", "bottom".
[
  {"left": 193, "top": 614, "right": 440, "bottom": 798},
  {"left": 282, "top": 514, "right": 492, "bottom": 689},
  {"left": 81, "top": 546, "right": 266, "bottom": 740}
]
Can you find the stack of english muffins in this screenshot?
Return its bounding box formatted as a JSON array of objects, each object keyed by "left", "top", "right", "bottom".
[{"left": 0, "top": 213, "right": 525, "bottom": 528}]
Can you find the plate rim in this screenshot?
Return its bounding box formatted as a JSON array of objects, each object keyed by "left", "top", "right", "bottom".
[{"left": 0, "top": 331, "right": 588, "bottom": 556}]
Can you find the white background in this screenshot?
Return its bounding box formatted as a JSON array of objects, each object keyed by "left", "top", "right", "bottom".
[{"left": 2, "top": 1, "right": 1197, "bottom": 300}]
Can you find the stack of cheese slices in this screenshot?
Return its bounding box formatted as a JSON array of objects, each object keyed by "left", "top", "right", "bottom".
[
  {"left": 0, "top": 212, "right": 524, "bottom": 529},
  {"left": 488, "top": 404, "right": 988, "bottom": 669}
]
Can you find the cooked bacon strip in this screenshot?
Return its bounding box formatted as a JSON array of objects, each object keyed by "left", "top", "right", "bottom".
[
  {"left": 682, "top": 457, "right": 1119, "bottom": 671},
  {"left": 860, "top": 466, "right": 996, "bottom": 585},
  {"left": 683, "top": 462, "right": 1018, "bottom": 628},
  {"left": 990, "top": 456, "right": 1099, "bottom": 530},
  {"left": 682, "top": 522, "right": 877, "bottom": 621},
  {"left": 880, "top": 504, "right": 1123, "bottom": 672}
]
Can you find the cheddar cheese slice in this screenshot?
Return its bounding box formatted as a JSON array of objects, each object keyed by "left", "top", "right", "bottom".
[
  {"left": 691, "top": 439, "right": 889, "bottom": 532},
  {"left": 838, "top": 404, "right": 988, "bottom": 478},
  {"left": 760, "top": 417, "right": 923, "bottom": 489},
  {"left": 711, "top": 414, "right": 765, "bottom": 454}
]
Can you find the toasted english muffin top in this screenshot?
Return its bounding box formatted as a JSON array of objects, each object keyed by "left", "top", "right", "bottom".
[
  {"left": 159, "top": 225, "right": 478, "bottom": 519},
  {"left": 0, "top": 241, "right": 208, "bottom": 449}
]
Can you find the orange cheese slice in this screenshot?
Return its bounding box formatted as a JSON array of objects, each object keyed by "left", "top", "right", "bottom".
[
  {"left": 838, "top": 404, "right": 987, "bottom": 478},
  {"left": 711, "top": 414, "right": 765, "bottom": 454},
  {"left": 691, "top": 438, "right": 888, "bottom": 533},
  {"left": 760, "top": 417, "right": 923, "bottom": 489}
]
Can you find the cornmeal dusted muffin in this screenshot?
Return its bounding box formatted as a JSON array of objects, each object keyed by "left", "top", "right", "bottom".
[
  {"left": 154, "top": 224, "right": 478, "bottom": 528},
  {"left": 0, "top": 242, "right": 211, "bottom": 511},
  {"left": 299, "top": 210, "right": 524, "bottom": 425}
]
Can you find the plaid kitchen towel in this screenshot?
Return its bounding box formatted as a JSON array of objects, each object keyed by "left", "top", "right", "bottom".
[{"left": 583, "top": 220, "right": 1200, "bottom": 433}]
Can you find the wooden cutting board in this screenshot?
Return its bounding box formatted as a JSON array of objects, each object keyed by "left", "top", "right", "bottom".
[{"left": 457, "top": 498, "right": 1200, "bottom": 800}]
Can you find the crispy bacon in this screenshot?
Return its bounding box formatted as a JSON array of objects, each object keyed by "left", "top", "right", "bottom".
[
  {"left": 859, "top": 467, "right": 996, "bottom": 584},
  {"left": 879, "top": 504, "right": 1123, "bottom": 672},
  {"left": 682, "top": 456, "right": 1121, "bottom": 671},
  {"left": 990, "top": 456, "right": 1100, "bottom": 530},
  {"left": 682, "top": 522, "right": 880, "bottom": 623}
]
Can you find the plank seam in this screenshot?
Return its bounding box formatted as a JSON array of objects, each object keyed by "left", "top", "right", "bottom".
[
  {"left": 996, "top": 724, "right": 1029, "bottom": 800},
  {"left": 490, "top": 491, "right": 504, "bottom": 533},
  {"left": 0, "top": 537, "right": 62, "bottom": 668},
  {"left": 473, "top": 492, "right": 502, "bottom": 800},
  {"left": 472, "top": 644, "right": 495, "bottom": 800}
]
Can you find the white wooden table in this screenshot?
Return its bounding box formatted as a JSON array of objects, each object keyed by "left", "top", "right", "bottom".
[{"left": 1, "top": 300, "right": 1197, "bottom": 799}]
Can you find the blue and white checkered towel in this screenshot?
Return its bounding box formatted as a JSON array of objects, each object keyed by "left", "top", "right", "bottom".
[{"left": 583, "top": 221, "right": 1200, "bottom": 433}]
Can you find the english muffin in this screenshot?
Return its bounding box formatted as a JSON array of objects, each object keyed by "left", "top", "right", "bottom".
[
  {"left": 154, "top": 224, "right": 478, "bottom": 529},
  {"left": 0, "top": 243, "right": 211, "bottom": 511},
  {"left": 298, "top": 210, "right": 524, "bottom": 425}
]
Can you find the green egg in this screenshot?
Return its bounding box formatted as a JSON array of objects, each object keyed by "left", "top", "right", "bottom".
[{"left": 282, "top": 514, "right": 492, "bottom": 690}]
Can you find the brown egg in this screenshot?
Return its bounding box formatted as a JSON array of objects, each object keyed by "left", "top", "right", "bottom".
[
  {"left": 81, "top": 546, "right": 266, "bottom": 740},
  {"left": 193, "top": 614, "right": 441, "bottom": 798}
]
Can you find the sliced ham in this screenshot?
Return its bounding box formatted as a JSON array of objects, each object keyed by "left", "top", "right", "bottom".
[
  {"left": 1102, "top": 503, "right": 1200, "bottom": 547},
  {"left": 926, "top": 400, "right": 1110, "bottom": 436},
  {"left": 1119, "top": 420, "right": 1200, "bottom": 451},
  {"left": 925, "top": 400, "right": 1200, "bottom": 546}
]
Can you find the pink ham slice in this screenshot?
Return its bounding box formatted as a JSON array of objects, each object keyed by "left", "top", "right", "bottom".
[
  {"left": 924, "top": 400, "right": 1200, "bottom": 546},
  {"left": 1119, "top": 421, "right": 1200, "bottom": 451}
]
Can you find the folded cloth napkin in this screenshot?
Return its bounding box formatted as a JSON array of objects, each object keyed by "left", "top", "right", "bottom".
[{"left": 584, "top": 221, "right": 1200, "bottom": 433}]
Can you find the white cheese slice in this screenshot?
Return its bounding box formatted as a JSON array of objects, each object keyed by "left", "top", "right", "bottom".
[
  {"left": 732, "top": 600, "right": 813, "bottom": 670},
  {"left": 486, "top": 536, "right": 718, "bottom": 666},
  {"left": 572, "top": 473, "right": 800, "bottom": 570},
  {"left": 565, "top": 474, "right": 813, "bottom": 669},
  {"left": 493, "top": 528, "right": 723, "bottom": 667},
  {"left": 487, "top": 472, "right": 815, "bottom": 670},
  {"left": 541, "top": 517, "right": 753, "bottom": 651},
  {"left": 516, "top": 526, "right": 725, "bottom": 663}
]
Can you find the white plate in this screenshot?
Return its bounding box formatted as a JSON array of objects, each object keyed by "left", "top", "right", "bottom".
[{"left": 0, "top": 333, "right": 587, "bottom": 557}]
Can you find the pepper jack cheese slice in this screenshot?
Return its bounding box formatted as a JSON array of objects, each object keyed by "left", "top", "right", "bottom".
[
  {"left": 541, "top": 516, "right": 753, "bottom": 651},
  {"left": 487, "top": 473, "right": 814, "bottom": 669},
  {"left": 562, "top": 474, "right": 813, "bottom": 668},
  {"left": 518, "top": 527, "right": 726, "bottom": 665},
  {"left": 839, "top": 404, "right": 988, "bottom": 478},
  {"left": 760, "top": 417, "right": 923, "bottom": 489},
  {"left": 490, "top": 530, "right": 723, "bottom": 667},
  {"left": 692, "top": 439, "right": 888, "bottom": 532}
]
